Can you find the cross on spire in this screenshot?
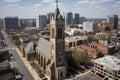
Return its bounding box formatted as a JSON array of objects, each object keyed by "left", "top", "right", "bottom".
[{"left": 56, "top": 0, "right": 59, "bottom": 8}]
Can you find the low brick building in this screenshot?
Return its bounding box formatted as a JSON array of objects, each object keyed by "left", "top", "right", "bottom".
[
  {"left": 77, "top": 45, "right": 98, "bottom": 59},
  {"left": 89, "top": 42, "right": 115, "bottom": 55},
  {"left": 97, "top": 22, "right": 110, "bottom": 32},
  {"left": 77, "top": 42, "right": 116, "bottom": 59}
]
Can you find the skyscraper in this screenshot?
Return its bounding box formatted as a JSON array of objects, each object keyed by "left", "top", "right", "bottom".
[
  {"left": 79, "top": 17, "right": 86, "bottom": 24},
  {"left": 27, "top": 20, "right": 36, "bottom": 27},
  {"left": 4, "top": 17, "right": 19, "bottom": 29},
  {"left": 66, "top": 12, "right": 73, "bottom": 25},
  {"left": 107, "top": 15, "right": 118, "bottom": 30},
  {"left": 74, "top": 13, "right": 80, "bottom": 24},
  {"left": 36, "top": 15, "right": 47, "bottom": 29}
]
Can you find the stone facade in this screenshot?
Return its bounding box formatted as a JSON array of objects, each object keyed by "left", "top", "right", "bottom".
[{"left": 34, "top": 3, "right": 67, "bottom": 80}]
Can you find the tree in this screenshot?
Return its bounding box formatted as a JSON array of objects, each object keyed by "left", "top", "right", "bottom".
[
  {"left": 101, "top": 34, "right": 109, "bottom": 40},
  {"left": 13, "top": 67, "right": 20, "bottom": 75},
  {"left": 15, "top": 39, "right": 21, "bottom": 46},
  {"left": 87, "top": 35, "right": 97, "bottom": 43},
  {"left": 13, "top": 67, "right": 24, "bottom": 78},
  {"left": 72, "top": 51, "right": 90, "bottom": 65}
]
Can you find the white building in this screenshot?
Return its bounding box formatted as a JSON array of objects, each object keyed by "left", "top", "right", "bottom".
[
  {"left": 94, "top": 55, "right": 120, "bottom": 80},
  {"left": 83, "top": 21, "right": 97, "bottom": 32},
  {"left": 36, "top": 15, "right": 47, "bottom": 29},
  {"left": 65, "top": 28, "right": 85, "bottom": 36},
  {"left": 65, "top": 36, "right": 88, "bottom": 47}
]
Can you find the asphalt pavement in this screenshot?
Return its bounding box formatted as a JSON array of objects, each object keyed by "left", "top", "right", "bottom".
[{"left": 2, "top": 30, "right": 34, "bottom": 80}]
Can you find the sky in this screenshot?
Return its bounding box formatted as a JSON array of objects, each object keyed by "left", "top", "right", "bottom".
[{"left": 0, "top": 0, "right": 120, "bottom": 18}]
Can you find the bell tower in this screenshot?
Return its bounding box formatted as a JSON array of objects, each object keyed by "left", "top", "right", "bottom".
[{"left": 50, "top": 0, "right": 67, "bottom": 80}]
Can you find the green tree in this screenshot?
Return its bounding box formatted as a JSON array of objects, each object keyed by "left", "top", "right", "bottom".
[
  {"left": 13, "top": 67, "right": 20, "bottom": 74},
  {"left": 72, "top": 51, "right": 90, "bottom": 65},
  {"left": 101, "top": 34, "right": 109, "bottom": 40},
  {"left": 87, "top": 35, "right": 97, "bottom": 43},
  {"left": 15, "top": 39, "right": 21, "bottom": 46},
  {"left": 13, "top": 67, "right": 24, "bottom": 77}
]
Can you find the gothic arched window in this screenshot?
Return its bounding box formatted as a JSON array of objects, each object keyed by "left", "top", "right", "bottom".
[
  {"left": 52, "top": 28, "right": 54, "bottom": 38},
  {"left": 58, "top": 28, "right": 62, "bottom": 39}
]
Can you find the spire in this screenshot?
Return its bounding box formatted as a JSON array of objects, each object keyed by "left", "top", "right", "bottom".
[{"left": 55, "top": 0, "right": 60, "bottom": 20}]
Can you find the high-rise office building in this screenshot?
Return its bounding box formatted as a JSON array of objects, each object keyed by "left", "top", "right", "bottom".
[
  {"left": 27, "top": 20, "right": 36, "bottom": 27},
  {"left": 74, "top": 13, "right": 80, "bottom": 24},
  {"left": 107, "top": 15, "right": 118, "bottom": 30},
  {"left": 79, "top": 17, "right": 86, "bottom": 24},
  {"left": 4, "top": 17, "right": 19, "bottom": 29},
  {"left": 47, "top": 13, "right": 54, "bottom": 24},
  {"left": 36, "top": 15, "right": 47, "bottom": 29},
  {"left": 66, "top": 12, "right": 73, "bottom": 25}
]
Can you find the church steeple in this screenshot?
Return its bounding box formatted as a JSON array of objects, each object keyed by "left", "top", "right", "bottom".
[
  {"left": 55, "top": 0, "right": 61, "bottom": 20},
  {"left": 50, "top": 1, "right": 67, "bottom": 79}
]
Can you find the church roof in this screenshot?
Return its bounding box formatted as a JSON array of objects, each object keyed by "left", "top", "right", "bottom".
[
  {"left": 36, "top": 38, "right": 72, "bottom": 59},
  {"left": 36, "top": 38, "right": 50, "bottom": 58},
  {"left": 25, "top": 42, "right": 35, "bottom": 54}
]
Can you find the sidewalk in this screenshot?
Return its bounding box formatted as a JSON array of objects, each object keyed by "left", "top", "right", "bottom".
[{"left": 15, "top": 47, "right": 41, "bottom": 80}]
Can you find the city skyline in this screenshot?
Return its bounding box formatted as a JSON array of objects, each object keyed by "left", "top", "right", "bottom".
[{"left": 0, "top": 0, "right": 120, "bottom": 18}]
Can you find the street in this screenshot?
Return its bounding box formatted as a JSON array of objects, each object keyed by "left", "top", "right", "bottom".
[{"left": 2, "top": 30, "right": 34, "bottom": 80}]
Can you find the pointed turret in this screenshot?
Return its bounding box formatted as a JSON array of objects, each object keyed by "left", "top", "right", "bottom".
[
  {"left": 55, "top": 0, "right": 63, "bottom": 20},
  {"left": 55, "top": 7, "right": 60, "bottom": 19}
]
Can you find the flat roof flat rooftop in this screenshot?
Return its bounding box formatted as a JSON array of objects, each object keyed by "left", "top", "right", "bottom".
[
  {"left": 65, "top": 36, "right": 88, "bottom": 42},
  {"left": 94, "top": 55, "right": 120, "bottom": 71}
]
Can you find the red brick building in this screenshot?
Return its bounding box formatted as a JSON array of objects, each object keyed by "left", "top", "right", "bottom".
[
  {"left": 97, "top": 22, "right": 109, "bottom": 32},
  {"left": 77, "top": 42, "right": 115, "bottom": 59},
  {"left": 77, "top": 45, "right": 98, "bottom": 59}
]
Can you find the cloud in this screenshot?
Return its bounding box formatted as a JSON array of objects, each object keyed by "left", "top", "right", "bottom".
[
  {"left": 0, "top": 0, "right": 119, "bottom": 18},
  {"left": 33, "top": 4, "right": 42, "bottom": 7},
  {"left": 2, "top": 0, "right": 20, "bottom": 3},
  {"left": 77, "top": 0, "right": 113, "bottom": 6},
  {"left": 42, "top": 0, "right": 54, "bottom": 3},
  {"left": 72, "top": 0, "right": 114, "bottom": 18},
  {"left": 77, "top": 0, "right": 89, "bottom": 4}
]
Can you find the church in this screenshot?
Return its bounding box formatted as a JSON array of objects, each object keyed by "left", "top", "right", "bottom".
[{"left": 35, "top": 0, "right": 68, "bottom": 80}]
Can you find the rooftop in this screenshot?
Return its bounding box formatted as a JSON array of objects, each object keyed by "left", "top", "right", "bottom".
[
  {"left": 65, "top": 36, "right": 88, "bottom": 42},
  {"left": 65, "top": 28, "right": 85, "bottom": 33},
  {"left": 94, "top": 55, "right": 120, "bottom": 71},
  {"left": 36, "top": 38, "right": 50, "bottom": 58},
  {"left": 25, "top": 42, "right": 34, "bottom": 54},
  {"left": 0, "top": 60, "right": 10, "bottom": 71},
  {"left": 36, "top": 38, "right": 72, "bottom": 59}
]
